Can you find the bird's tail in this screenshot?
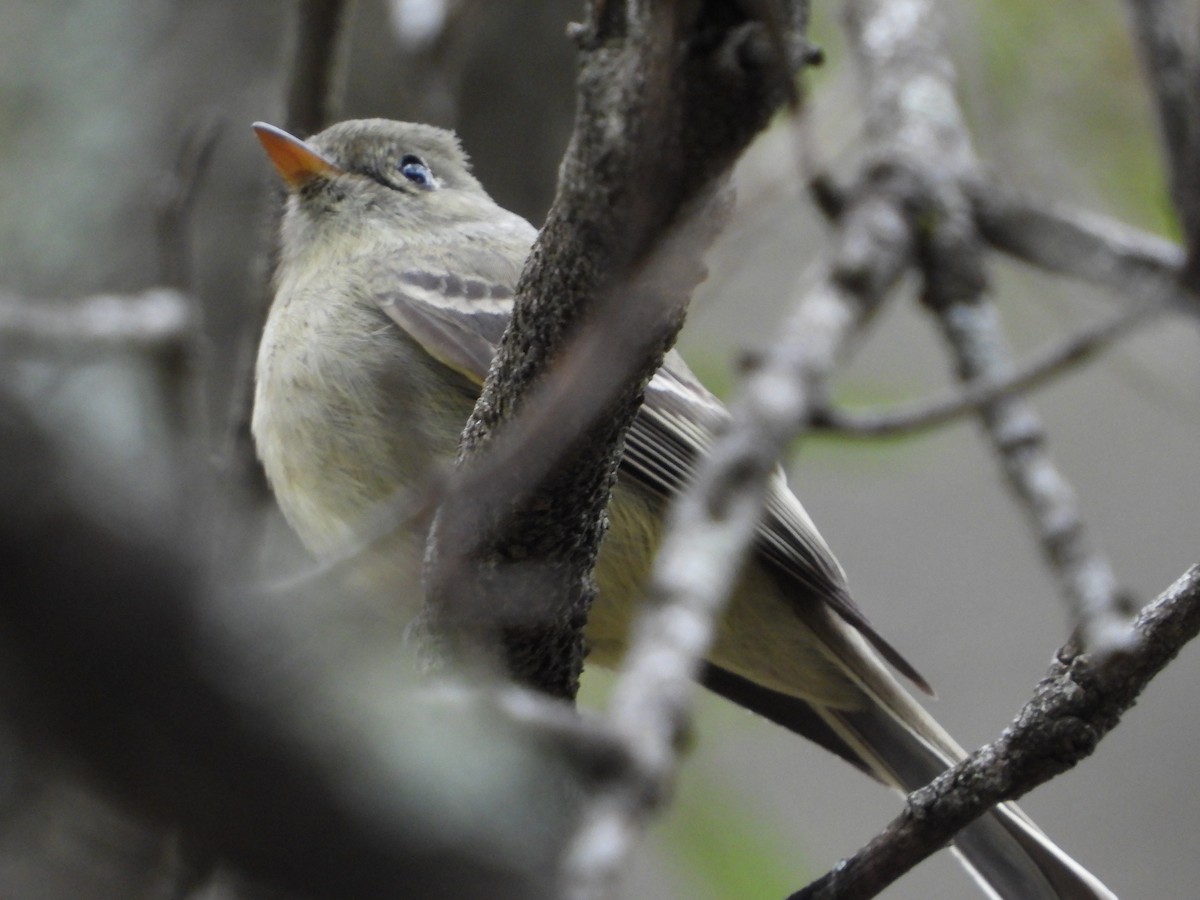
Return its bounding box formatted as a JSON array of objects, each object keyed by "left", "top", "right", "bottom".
[{"left": 701, "top": 660, "right": 1116, "bottom": 900}]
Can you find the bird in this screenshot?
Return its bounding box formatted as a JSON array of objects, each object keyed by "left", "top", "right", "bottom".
[{"left": 250, "top": 117, "right": 1115, "bottom": 900}]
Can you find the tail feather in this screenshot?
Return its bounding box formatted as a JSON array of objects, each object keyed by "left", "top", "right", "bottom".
[
  {"left": 699, "top": 663, "right": 874, "bottom": 779},
  {"left": 953, "top": 806, "right": 1118, "bottom": 900}
]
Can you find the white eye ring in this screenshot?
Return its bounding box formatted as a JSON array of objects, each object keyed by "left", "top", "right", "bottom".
[{"left": 398, "top": 154, "right": 435, "bottom": 188}]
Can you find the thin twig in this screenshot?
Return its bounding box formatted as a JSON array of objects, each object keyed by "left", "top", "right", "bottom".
[
  {"left": 225, "top": 0, "right": 355, "bottom": 502},
  {"left": 563, "top": 295, "right": 825, "bottom": 900},
  {"left": 792, "top": 564, "right": 1200, "bottom": 899},
  {"left": 814, "top": 297, "right": 1166, "bottom": 438}
]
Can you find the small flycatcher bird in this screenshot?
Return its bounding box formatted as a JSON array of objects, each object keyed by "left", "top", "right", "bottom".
[{"left": 251, "top": 118, "right": 1114, "bottom": 900}]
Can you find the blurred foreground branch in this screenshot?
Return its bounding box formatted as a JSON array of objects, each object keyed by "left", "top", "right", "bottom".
[
  {"left": 0, "top": 393, "right": 613, "bottom": 900},
  {"left": 0, "top": 289, "right": 193, "bottom": 352}
]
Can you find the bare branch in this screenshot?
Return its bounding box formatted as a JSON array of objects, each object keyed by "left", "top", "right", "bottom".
[
  {"left": 561, "top": 61, "right": 936, "bottom": 898},
  {"left": 837, "top": 0, "right": 1136, "bottom": 656},
  {"left": 563, "top": 290, "right": 826, "bottom": 899},
  {"left": 153, "top": 116, "right": 223, "bottom": 451},
  {"left": 969, "top": 174, "right": 1189, "bottom": 301},
  {"left": 561, "top": 0, "right": 1056, "bottom": 885},
  {"left": 924, "top": 226, "right": 1137, "bottom": 654},
  {"left": 792, "top": 563, "right": 1200, "bottom": 900},
  {"left": 842, "top": 0, "right": 974, "bottom": 171},
  {"left": 814, "top": 297, "right": 1166, "bottom": 438},
  {"left": 214, "top": 0, "right": 354, "bottom": 523}
]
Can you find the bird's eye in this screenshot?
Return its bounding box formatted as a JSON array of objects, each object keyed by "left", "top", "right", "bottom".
[{"left": 398, "top": 154, "right": 435, "bottom": 188}]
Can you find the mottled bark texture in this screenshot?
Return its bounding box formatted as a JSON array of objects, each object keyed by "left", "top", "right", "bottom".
[{"left": 424, "top": 1, "right": 814, "bottom": 699}]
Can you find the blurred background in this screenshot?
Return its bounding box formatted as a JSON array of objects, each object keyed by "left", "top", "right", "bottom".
[{"left": 0, "top": 0, "right": 1196, "bottom": 897}]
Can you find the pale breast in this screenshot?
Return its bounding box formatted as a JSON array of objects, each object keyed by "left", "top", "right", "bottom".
[{"left": 253, "top": 265, "right": 476, "bottom": 559}]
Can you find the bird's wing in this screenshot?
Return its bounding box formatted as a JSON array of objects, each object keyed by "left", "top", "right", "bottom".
[
  {"left": 373, "top": 267, "right": 511, "bottom": 384},
  {"left": 632, "top": 353, "right": 931, "bottom": 693},
  {"left": 371, "top": 269, "right": 927, "bottom": 691},
  {"left": 630, "top": 351, "right": 844, "bottom": 594},
  {"left": 370, "top": 207, "right": 535, "bottom": 383}
]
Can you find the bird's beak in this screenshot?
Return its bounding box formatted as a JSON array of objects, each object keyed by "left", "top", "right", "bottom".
[{"left": 252, "top": 122, "right": 342, "bottom": 188}]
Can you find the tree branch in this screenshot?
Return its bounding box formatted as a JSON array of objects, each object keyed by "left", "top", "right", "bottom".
[
  {"left": 921, "top": 204, "right": 1138, "bottom": 656},
  {"left": 969, "top": 174, "right": 1187, "bottom": 299},
  {"left": 562, "top": 268, "right": 828, "bottom": 899},
  {"left": 215, "top": 0, "right": 354, "bottom": 539},
  {"left": 560, "top": 8, "right": 952, "bottom": 884},
  {"left": 792, "top": 563, "right": 1200, "bottom": 899},
  {"left": 424, "top": 0, "right": 811, "bottom": 698},
  {"left": 154, "top": 113, "right": 223, "bottom": 292},
  {"left": 152, "top": 116, "right": 223, "bottom": 458},
  {"left": 837, "top": 0, "right": 1136, "bottom": 656}
]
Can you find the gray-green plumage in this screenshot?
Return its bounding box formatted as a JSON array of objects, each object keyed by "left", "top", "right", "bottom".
[{"left": 252, "top": 118, "right": 1113, "bottom": 900}]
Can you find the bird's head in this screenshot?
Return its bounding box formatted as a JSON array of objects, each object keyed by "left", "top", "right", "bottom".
[{"left": 253, "top": 118, "right": 490, "bottom": 255}]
